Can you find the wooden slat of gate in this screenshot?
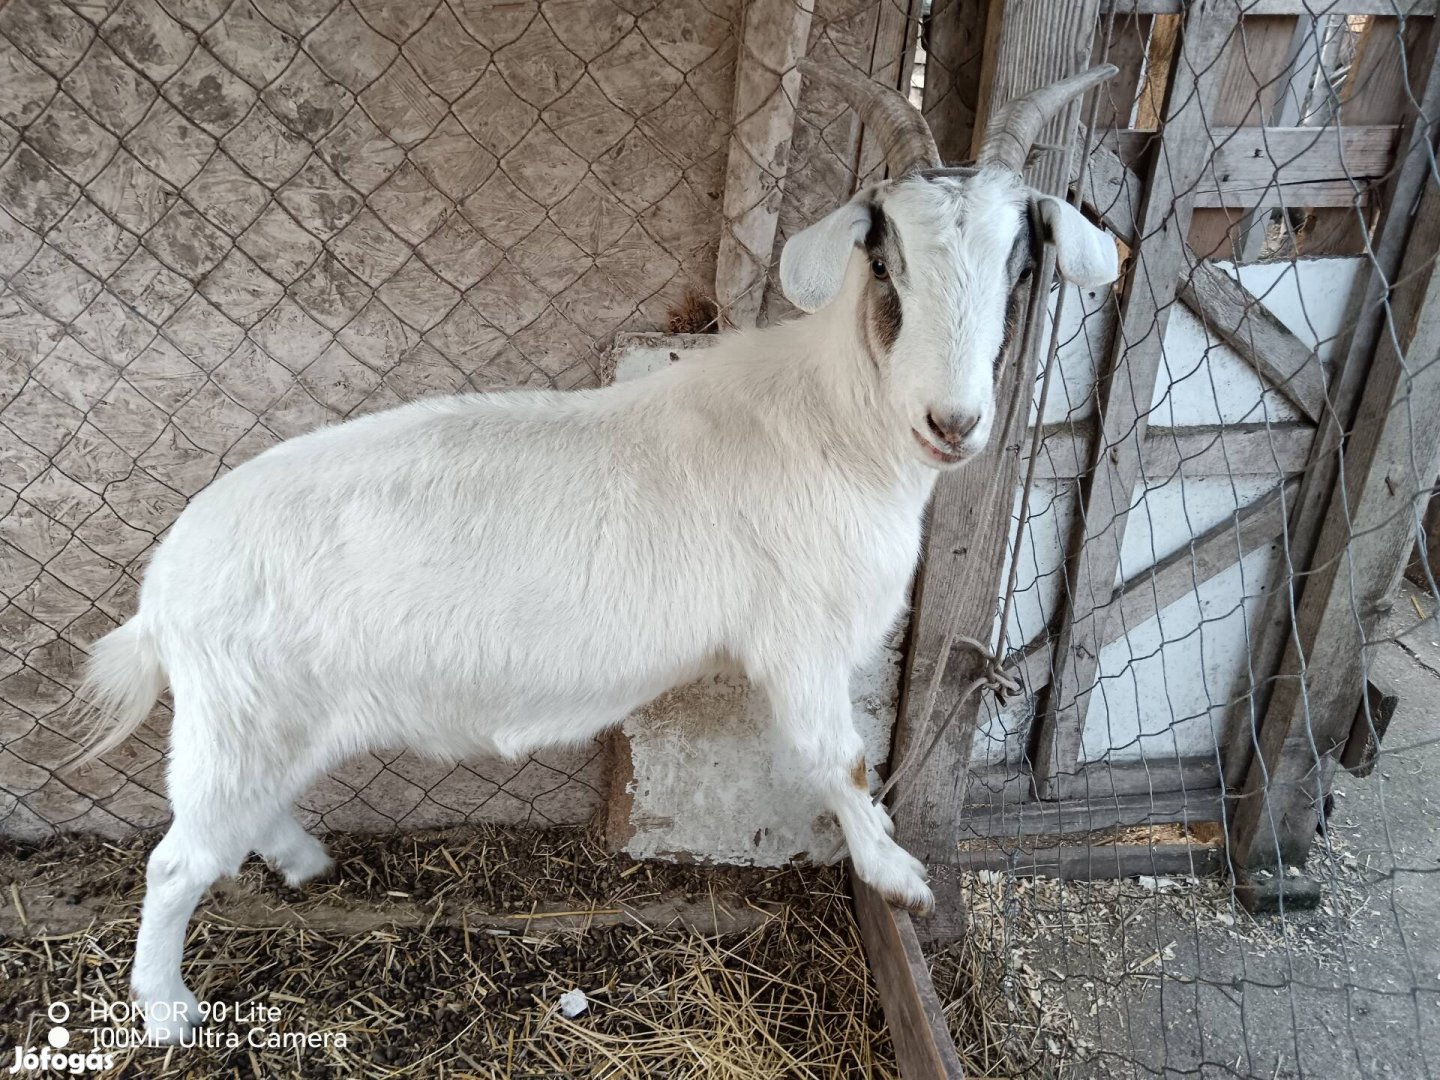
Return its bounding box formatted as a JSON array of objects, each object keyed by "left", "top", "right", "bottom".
[
  {"left": 890, "top": 0, "right": 1103, "bottom": 861},
  {"left": 1219, "top": 22, "right": 1439, "bottom": 800},
  {"left": 1187, "top": 13, "right": 1306, "bottom": 261},
  {"left": 1032, "top": 1, "right": 1239, "bottom": 800},
  {"left": 1302, "top": 16, "right": 1432, "bottom": 256},
  {"left": 1230, "top": 177, "right": 1440, "bottom": 870}
]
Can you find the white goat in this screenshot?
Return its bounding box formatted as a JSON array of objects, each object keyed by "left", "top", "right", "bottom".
[{"left": 71, "top": 63, "right": 1119, "bottom": 1044}]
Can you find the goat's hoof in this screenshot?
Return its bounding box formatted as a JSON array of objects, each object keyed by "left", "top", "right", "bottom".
[
  {"left": 859, "top": 847, "right": 933, "bottom": 916},
  {"left": 879, "top": 880, "right": 935, "bottom": 917},
  {"left": 279, "top": 852, "right": 335, "bottom": 890},
  {"left": 136, "top": 990, "right": 200, "bottom": 1046},
  {"left": 266, "top": 838, "right": 335, "bottom": 889}
]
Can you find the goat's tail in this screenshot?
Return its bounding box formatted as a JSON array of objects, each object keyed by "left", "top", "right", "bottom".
[{"left": 63, "top": 619, "right": 165, "bottom": 773}]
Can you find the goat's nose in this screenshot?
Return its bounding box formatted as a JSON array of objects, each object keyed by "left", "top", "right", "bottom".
[{"left": 926, "top": 408, "right": 982, "bottom": 446}]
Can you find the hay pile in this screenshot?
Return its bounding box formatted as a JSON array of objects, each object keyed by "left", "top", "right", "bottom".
[{"left": 1, "top": 827, "right": 897, "bottom": 1079}]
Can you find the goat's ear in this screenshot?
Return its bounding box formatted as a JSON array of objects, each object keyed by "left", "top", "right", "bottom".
[
  {"left": 779, "top": 198, "right": 872, "bottom": 312},
  {"left": 1032, "top": 195, "right": 1120, "bottom": 288}
]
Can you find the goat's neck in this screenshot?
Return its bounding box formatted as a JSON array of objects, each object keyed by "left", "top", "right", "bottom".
[{"left": 734, "top": 304, "right": 938, "bottom": 507}]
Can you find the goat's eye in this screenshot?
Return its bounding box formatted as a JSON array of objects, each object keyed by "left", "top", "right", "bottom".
[{"left": 871, "top": 258, "right": 888, "bottom": 280}]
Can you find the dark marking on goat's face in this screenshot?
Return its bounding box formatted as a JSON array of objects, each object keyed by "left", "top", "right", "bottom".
[
  {"left": 996, "top": 289, "right": 1025, "bottom": 373},
  {"left": 869, "top": 279, "right": 903, "bottom": 352},
  {"left": 863, "top": 202, "right": 906, "bottom": 357},
  {"left": 995, "top": 208, "right": 1038, "bottom": 370}
]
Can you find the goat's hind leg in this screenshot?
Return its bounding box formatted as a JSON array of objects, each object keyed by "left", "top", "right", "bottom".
[
  {"left": 759, "top": 660, "right": 933, "bottom": 914},
  {"left": 131, "top": 733, "right": 270, "bottom": 1044}
]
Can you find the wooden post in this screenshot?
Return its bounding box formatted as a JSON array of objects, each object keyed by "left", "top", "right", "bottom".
[
  {"left": 920, "top": 0, "right": 991, "bottom": 162},
  {"left": 1176, "top": 260, "right": 1327, "bottom": 423},
  {"left": 856, "top": 0, "right": 926, "bottom": 186},
  {"left": 1032, "top": 1, "right": 1237, "bottom": 800},
  {"left": 1301, "top": 16, "right": 1432, "bottom": 257},
  {"left": 1229, "top": 176, "right": 1440, "bottom": 870},
  {"left": 853, "top": 878, "right": 965, "bottom": 1079},
  {"left": 1087, "top": 10, "right": 1152, "bottom": 132},
  {"left": 890, "top": 0, "right": 1103, "bottom": 861},
  {"left": 1187, "top": 13, "right": 1313, "bottom": 260},
  {"left": 714, "top": 0, "right": 816, "bottom": 329},
  {"left": 1219, "top": 24, "right": 1439, "bottom": 798}
]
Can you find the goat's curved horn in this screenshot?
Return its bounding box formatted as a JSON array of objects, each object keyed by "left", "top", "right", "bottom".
[
  {"left": 797, "top": 59, "right": 940, "bottom": 175},
  {"left": 977, "top": 64, "right": 1119, "bottom": 173}
]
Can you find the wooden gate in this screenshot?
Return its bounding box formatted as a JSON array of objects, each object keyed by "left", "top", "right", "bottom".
[{"left": 891, "top": 0, "right": 1440, "bottom": 894}]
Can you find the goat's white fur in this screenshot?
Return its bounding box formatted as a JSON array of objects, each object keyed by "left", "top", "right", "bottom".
[{"left": 72, "top": 167, "right": 1116, "bottom": 1044}]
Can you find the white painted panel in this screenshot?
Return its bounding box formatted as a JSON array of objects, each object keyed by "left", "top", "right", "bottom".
[
  {"left": 1229, "top": 258, "right": 1364, "bottom": 356},
  {"left": 622, "top": 652, "right": 902, "bottom": 865},
  {"left": 1031, "top": 282, "right": 1114, "bottom": 425},
  {"left": 1116, "top": 473, "right": 1282, "bottom": 586},
  {"left": 1148, "top": 258, "right": 1364, "bottom": 427},
  {"left": 970, "top": 693, "right": 1032, "bottom": 769},
  {"left": 999, "top": 479, "right": 1079, "bottom": 654},
  {"left": 1081, "top": 542, "right": 1282, "bottom": 764},
  {"left": 968, "top": 480, "right": 1077, "bottom": 767}
]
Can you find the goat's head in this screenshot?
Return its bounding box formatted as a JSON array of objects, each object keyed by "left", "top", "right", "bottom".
[{"left": 780, "top": 62, "right": 1122, "bottom": 469}]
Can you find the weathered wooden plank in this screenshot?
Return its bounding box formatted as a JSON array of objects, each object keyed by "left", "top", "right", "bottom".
[
  {"left": 1220, "top": 25, "right": 1438, "bottom": 797},
  {"left": 1199, "top": 126, "right": 1396, "bottom": 209},
  {"left": 1230, "top": 176, "right": 1440, "bottom": 869},
  {"left": 1007, "top": 476, "right": 1293, "bottom": 696},
  {"left": 1115, "top": 477, "right": 1295, "bottom": 628},
  {"left": 1304, "top": 17, "right": 1431, "bottom": 256},
  {"left": 1074, "top": 136, "right": 1144, "bottom": 244},
  {"left": 1079, "top": 126, "right": 1398, "bottom": 236},
  {"left": 1129, "top": 125, "right": 1397, "bottom": 191},
  {"left": 1022, "top": 423, "right": 1312, "bottom": 481},
  {"left": 1340, "top": 660, "right": 1401, "bottom": 778},
  {"left": 852, "top": 877, "right": 965, "bottom": 1080},
  {"left": 965, "top": 756, "right": 1220, "bottom": 804},
  {"left": 950, "top": 841, "right": 1225, "bottom": 879},
  {"left": 714, "top": 0, "right": 815, "bottom": 329},
  {"left": 955, "top": 786, "right": 1223, "bottom": 838},
  {"left": 1033, "top": 2, "right": 1238, "bottom": 801},
  {"left": 1233, "top": 13, "right": 1319, "bottom": 261},
  {"left": 1178, "top": 260, "right": 1327, "bottom": 423},
  {"left": 1089, "top": 11, "right": 1153, "bottom": 131},
  {"left": 1135, "top": 13, "right": 1181, "bottom": 131},
  {"left": 1106, "top": 0, "right": 1435, "bottom": 16},
  {"left": 920, "top": 0, "right": 989, "bottom": 163},
  {"left": 1189, "top": 13, "right": 1301, "bottom": 259},
  {"left": 1137, "top": 424, "right": 1313, "bottom": 479},
  {"left": 891, "top": 0, "right": 1103, "bottom": 863}
]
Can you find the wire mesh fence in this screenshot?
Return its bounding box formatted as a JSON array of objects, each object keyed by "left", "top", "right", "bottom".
[
  {"left": 0, "top": 0, "right": 913, "bottom": 839},
  {"left": 3, "top": 0, "right": 1440, "bottom": 1074},
  {"left": 900, "top": 3, "right": 1440, "bottom": 1076}
]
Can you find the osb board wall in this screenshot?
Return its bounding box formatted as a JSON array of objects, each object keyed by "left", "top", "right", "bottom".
[
  {"left": 761, "top": 0, "right": 913, "bottom": 323},
  {"left": 0, "top": 0, "right": 743, "bottom": 839}
]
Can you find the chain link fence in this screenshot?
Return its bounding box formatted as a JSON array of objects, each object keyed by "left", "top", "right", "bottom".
[
  {"left": 0, "top": 0, "right": 918, "bottom": 839},
  {"left": 5, "top": 0, "right": 1440, "bottom": 1072},
  {"left": 904, "top": 4, "right": 1440, "bottom": 1076}
]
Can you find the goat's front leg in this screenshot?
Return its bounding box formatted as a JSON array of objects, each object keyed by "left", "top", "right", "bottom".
[{"left": 760, "top": 661, "right": 933, "bottom": 914}]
